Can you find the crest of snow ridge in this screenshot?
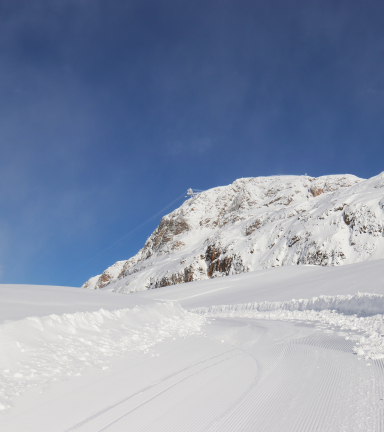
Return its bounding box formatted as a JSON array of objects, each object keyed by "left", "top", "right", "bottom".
[{"left": 82, "top": 173, "right": 384, "bottom": 293}]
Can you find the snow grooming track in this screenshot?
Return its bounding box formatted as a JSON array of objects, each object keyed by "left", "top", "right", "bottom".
[
  {"left": 1, "top": 309, "right": 383, "bottom": 431},
  {"left": 373, "top": 358, "right": 384, "bottom": 432},
  {"left": 84, "top": 319, "right": 383, "bottom": 432},
  {"left": 293, "top": 332, "right": 355, "bottom": 353},
  {"left": 205, "top": 321, "right": 322, "bottom": 431},
  {"left": 90, "top": 350, "right": 257, "bottom": 431},
  {"left": 63, "top": 349, "right": 241, "bottom": 431},
  {"left": 0, "top": 302, "right": 205, "bottom": 411},
  {"left": 204, "top": 318, "right": 382, "bottom": 432},
  {"left": 51, "top": 341, "right": 260, "bottom": 432},
  {"left": 193, "top": 292, "right": 384, "bottom": 360}
]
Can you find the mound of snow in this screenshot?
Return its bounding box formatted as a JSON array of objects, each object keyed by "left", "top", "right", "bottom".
[
  {"left": 193, "top": 292, "right": 384, "bottom": 316},
  {"left": 0, "top": 303, "right": 205, "bottom": 410}
]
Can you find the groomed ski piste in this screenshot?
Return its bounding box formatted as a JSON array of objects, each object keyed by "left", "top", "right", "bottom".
[{"left": 1, "top": 259, "right": 384, "bottom": 431}]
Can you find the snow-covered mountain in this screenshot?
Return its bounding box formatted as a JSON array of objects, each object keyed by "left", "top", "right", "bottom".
[{"left": 83, "top": 173, "right": 384, "bottom": 293}]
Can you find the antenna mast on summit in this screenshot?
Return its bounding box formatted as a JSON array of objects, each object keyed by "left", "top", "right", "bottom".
[{"left": 186, "top": 188, "right": 203, "bottom": 198}]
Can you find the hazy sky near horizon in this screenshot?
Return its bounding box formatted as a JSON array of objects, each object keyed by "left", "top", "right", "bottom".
[{"left": 1, "top": 0, "right": 384, "bottom": 286}]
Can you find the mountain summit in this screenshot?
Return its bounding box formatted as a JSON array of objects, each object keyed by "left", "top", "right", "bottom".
[{"left": 83, "top": 173, "right": 384, "bottom": 293}]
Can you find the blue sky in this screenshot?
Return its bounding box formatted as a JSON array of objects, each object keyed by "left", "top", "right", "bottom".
[{"left": 1, "top": 0, "right": 384, "bottom": 287}]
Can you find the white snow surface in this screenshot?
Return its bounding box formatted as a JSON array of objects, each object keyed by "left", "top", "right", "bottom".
[
  {"left": 193, "top": 293, "right": 384, "bottom": 360},
  {"left": 2, "top": 260, "right": 384, "bottom": 430},
  {"left": 0, "top": 283, "right": 154, "bottom": 322},
  {"left": 83, "top": 172, "right": 384, "bottom": 293},
  {"left": 0, "top": 302, "right": 204, "bottom": 411}
]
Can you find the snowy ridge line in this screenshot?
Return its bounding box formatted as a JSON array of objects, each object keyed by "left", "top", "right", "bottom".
[
  {"left": 191, "top": 293, "right": 384, "bottom": 360},
  {"left": 0, "top": 303, "right": 205, "bottom": 411},
  {"left": 84, "top": 172, "right": 384, "bottom": 293},
  {"left": 191, "top": 292, "right": 384, "bottom": 317}
]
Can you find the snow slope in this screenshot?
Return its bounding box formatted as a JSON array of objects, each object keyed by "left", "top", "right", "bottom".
[
  {"left": 2, "top": 260, "right": 384, "bottom": 430},
  {"left": 135, "top": 258, "right": 384, "bottom": 309},
  {"left": 0, "top": 284, "right": 154, "bottom": 323},
  {"left": 83, "top": 172, "right": 384, "bottom": 293}
]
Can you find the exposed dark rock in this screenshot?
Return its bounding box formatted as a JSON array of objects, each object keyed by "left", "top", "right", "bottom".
[
  {"left": 204, "top": 245, "right": 245, "bottom": 277},
  {"left": 310, "top": 187, "right": 323, "bottom": 197},
  {"left": 150, "top": 217, "right": 190, "bottom": 252},
  {"left": 245, "top": 219, "right": 261, "bottom": 236}
]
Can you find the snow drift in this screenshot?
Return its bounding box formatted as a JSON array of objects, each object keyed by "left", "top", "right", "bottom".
[
  {"left": 192, "top": 292, "right": 384, "bottom": 317},
  {"left": 193, "top": 293, "right": 384, "bottom": 360},
  {"left": 83, "top": 172, "right": 384, "bottom": 293},
  {"left": 0, "top": 303, "right": 205, "bottom": 410}
]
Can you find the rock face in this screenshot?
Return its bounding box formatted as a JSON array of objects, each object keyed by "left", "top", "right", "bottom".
[{"left": 82, "top": 173, "right": 384, "bottom": 293}]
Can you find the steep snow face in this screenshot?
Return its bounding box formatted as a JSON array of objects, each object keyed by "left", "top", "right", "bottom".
[{"left": 83, "top": 173, "right": 384, "bottom": 293}]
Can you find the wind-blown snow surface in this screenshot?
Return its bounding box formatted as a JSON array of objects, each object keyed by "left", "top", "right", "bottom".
[
  {"left": 2, "top": 260, "right": 384, "bottom": 431},
  {"left": 83, "top": 172, "right": 384, "bottom": 294},
  {"left": 0, "top": 303, "right": 204, "bottom": 411}
]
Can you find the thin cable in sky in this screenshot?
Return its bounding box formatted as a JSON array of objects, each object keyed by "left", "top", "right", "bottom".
[{"left": 64, "top": 190, "right": 188, "bottom": 286}]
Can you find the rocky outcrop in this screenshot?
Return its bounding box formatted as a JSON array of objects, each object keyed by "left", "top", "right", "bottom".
[
  {"left": 83, "top": 173, "right": 384, "bottom": 293},
  {"left": 204, "top": 245, "right": 246, "bottom": 277},
  {"left": 147, "top": 217, "right": 190, "bottom": 254}
]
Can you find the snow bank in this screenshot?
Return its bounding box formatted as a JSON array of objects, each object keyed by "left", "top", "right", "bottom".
[
  {"left": 192, "top": 293, "right": 384, "bottom": 360},
  {"left": 192, "top": 292, "right": 384, "bottom": 316},
  {"left": 0, "top": 302, "right": 205, "bottom": 411}
]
